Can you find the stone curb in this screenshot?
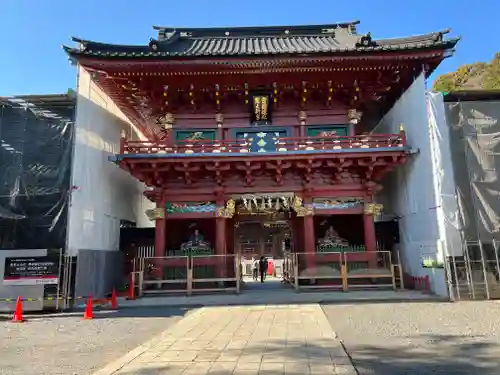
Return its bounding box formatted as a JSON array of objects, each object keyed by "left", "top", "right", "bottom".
[{"left": 117, "top": 295, "right": 447, "bottom": 309}]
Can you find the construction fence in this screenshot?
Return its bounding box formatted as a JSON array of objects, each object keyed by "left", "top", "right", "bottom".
[
  {"left": 445, "top": 240, "right": 500, "bottom": 301},
  {"left": 134, "top": 254, "right": 241, "bottom": 296},
  {"left": 283, "top": 250, "right": 399, "bottom": 292},
  {"left": 129, "top": 250, "right": 406, "bottom": 296},
  {"left": 442, "top": 96, "right": 500, "bottom": 301},
  {"left": 0, "top": 248, "right": 126, "bottom": 312}
]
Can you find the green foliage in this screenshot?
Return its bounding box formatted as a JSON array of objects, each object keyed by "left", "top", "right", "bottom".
[
  {"left": 433, "top": 54, "right": 500, "bottom": 91},
  {"left": 483, "top": 52, "right": 500, "bottom": 89}
]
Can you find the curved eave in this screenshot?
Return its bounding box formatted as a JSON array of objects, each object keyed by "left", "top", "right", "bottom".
[{"left": 62, "top": 40, "right": 459, "bottom": 62}]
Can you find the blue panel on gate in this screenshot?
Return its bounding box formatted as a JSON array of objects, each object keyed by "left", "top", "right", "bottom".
[{"left": 234, "top": 127, "right": 290, "bottom": 153}]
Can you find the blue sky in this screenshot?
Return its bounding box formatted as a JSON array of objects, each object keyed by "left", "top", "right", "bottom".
[{"left": 0, "top": 0, "right": 498, "bottom": 96}]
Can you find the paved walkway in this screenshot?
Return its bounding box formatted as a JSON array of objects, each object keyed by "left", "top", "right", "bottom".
[{"left": 96, "top": 304, "right": 356, "bottom": 375}]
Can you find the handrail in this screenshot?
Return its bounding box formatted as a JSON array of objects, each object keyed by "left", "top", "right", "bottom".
[
  {"left": 120, "top": 133, "right": 406, "bottom": 155},
  {"left": 274, "top": 134, "right": 405, "bottom": 151}
]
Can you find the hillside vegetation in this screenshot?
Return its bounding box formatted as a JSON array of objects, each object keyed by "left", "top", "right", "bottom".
[{"left": 433, "top": 52, "right": 500, "bottom": 91}]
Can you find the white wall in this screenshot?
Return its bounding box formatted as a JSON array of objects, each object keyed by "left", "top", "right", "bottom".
[
  {"left": 66, "top": 67, "right": 153, "bottom": 257},
  {"left": 374, "top": 73, "right": 449, "bottom": 297},
  {"left": 135, "top": 190, "right": 155, "bottom": 228},
  {"left": 427, "top": 92, "right": 463, "bottom": 260}
]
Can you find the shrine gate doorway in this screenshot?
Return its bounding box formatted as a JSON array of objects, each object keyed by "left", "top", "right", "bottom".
[{"left": 233, "top": 198, "right": 294, "bottom": 290}]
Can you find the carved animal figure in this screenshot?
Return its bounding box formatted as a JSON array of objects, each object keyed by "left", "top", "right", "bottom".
[{"left": 187, "top": 132, "right": 204, "bottom": 141}]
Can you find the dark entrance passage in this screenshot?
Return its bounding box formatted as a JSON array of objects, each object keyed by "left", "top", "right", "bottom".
[{"left": 234, "top": 208, "right": 293, "bottom": 291}]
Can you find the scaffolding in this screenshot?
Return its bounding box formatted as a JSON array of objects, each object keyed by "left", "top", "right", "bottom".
[
  {"left": 0, "top": 93, "right": 75, "bottom": 250},
  {"left": 443, "top": 92, "right": 500, "bottom": 300}
]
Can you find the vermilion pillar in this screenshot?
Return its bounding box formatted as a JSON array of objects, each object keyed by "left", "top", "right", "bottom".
[
  {"left": 155, "top": 215, "right": 166, "bottom": 257},
  {"left": 363, "top": 213, "right": 378, "bottom": 268},
  {"left": 154, "top": 199, "right": 166, "bottom": 279},
  {"left": 215, "top": 217, "right": 226, "bottom": 278},
  {"left": 363, "top": 213, "right": 376, "bottom": 251},
  {"left": 303, "top": 214, "right": 316, "bottom": 273}
]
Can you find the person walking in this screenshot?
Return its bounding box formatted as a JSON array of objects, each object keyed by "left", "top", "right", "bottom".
[
  {"left": 263, "top": 257, "right": 269, "bottom": 280},
  {"left": 259, "top": 256, "right": 267, "bottom": 283},
  {"left": 251, "top": 257, "right": 259, "bottom": 281}
]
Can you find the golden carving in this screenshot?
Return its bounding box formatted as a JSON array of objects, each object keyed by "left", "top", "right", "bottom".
[
  {"left": 291, "top": 196, "right": 314, "bottom": 217},
  {"left": 186, "top": 132, "right": 204, "bottom": 141},
  {"left": 145, "top": 208, "right": 165, "bottom": 221},
  {"left": 298, "top": 110, "right": 307, "bottom": 122},
  {"left": 348, "top": 109, "right": 362, "bottom": 124},
  {"left": 216, "top": 199, "right": 236, "bottom": 218},
  {"left": 215, "top": 113, "right": 224, "bottom": 124},
  {"left": 399, "top": 123, "right": 405, "bottom": 132},
  {"left": 164, "top": 112, "right": 175, "bottom": 124},
  {"left": 364, "top": 203, "right": 383, "bottom": 216},
  {"left": 157, "top": 113, "right": 175, "bottom": 129}
]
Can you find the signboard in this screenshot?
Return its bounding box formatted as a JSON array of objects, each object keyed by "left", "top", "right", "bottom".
[
  {"left": 418, "top": 241, "right": 444, "bottom": 269},
  {"left": 250, "top": 93, "right": 272, "bottom": 123},
  {"left": 3, "top": 256, "right": 59, "bottom": 285}
]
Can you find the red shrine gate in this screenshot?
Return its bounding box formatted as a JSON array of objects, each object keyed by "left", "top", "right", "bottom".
[{"left": 64, "top": 21, "right": 458, "bottom": 294}]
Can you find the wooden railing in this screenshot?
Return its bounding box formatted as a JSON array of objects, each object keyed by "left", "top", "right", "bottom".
[
  {"left": 276, "top": 133, "right": 405, "bottom": 152},
  {"left": 122, "top": 139, "right": 251, "bottom": 155},
  {"left": 120, "top": 133, "right": 406, "bottom": 155}
]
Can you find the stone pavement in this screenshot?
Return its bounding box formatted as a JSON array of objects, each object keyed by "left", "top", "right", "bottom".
[{"left": 96, "top": 304, "right": 356, "bottom": 375}]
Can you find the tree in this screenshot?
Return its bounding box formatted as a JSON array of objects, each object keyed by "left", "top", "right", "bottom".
[
  {"left": 483, "top": 52, "right": 500, "bottom": 89},
  {"left": 432, "top": 54, "right": 498, "bottom": 91}
]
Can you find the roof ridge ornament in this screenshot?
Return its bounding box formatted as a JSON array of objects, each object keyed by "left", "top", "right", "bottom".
[
  {"left": 149, "top": 38, "right": 159, "bottom": 51},
  {"left": 356, "top": 32, "right": 375, "bottom": 48}
]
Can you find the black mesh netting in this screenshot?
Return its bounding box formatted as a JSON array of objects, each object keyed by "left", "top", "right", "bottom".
[{"left": 0, "top": 94, "right": 75, "bottom": 249}]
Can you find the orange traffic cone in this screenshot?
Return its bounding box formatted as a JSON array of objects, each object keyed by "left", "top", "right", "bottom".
[
  {"left": 110, "top": 288, "right": 118, "bottom": 309},
  {"left": 83, "top": 296, "right": 93, "bottom": 320},
  {"left": 126, "top": 274, "right": 135, "bottom": 300},
  {"left": 11, "top": 297, "right": 24, "bottom": 323}
]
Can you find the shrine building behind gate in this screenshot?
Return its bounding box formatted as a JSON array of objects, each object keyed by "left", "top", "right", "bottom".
[{"left": 63, "top": 21, "right": 458, "bottom": 294}]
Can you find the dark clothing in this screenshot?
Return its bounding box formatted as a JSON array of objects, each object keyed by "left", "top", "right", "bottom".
[
  {"left": 259, "top": 258, "right": 268, "bottom": 283},
  {"left": 252, "top": 268, "right": 258, "bottom": 280}
]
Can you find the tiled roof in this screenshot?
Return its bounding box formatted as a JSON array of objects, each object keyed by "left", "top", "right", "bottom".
[{"left": 63, "top": 22, "right": 459, "bottom": 60}]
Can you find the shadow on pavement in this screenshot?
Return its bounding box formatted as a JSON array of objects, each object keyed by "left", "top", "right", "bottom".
[
  {"left": 95, "top": 335, "right": 499, "bottom": 375},
  {"left": 0, "top": 306, "right": 194, "bottom": 321},
  {"left": 342, "top": 333, "right": 500, "bottom": 375}
]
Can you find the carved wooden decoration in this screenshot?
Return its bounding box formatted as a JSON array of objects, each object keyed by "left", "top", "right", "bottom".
[
  {"left": 291, "top": 196, "right": 314, "bottom": 217},
  {"left": 145, "top": 208, "right": 165, "bottom": 221},
  {"left": 364, "top": 203, "right": 383, "bottom": 216},
  {"left": 216, "top": 199, "right": 236, "bottom": 218}
]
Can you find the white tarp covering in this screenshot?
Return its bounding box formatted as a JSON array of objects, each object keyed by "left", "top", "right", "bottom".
[
  {"left": 427, "top": 92, "right": 463, "bottom": 260},
  {"left": 374, "top": 73, "right": 458, "bottom": 297},
  {"left": 443, "top": 98, "right": 500, "bottom": 242},
  {"left": 66, "top": 68, "right": 153, "bottom": 257}
]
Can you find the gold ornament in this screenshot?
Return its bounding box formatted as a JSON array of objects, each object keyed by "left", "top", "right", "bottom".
[
  {"left": 291, "top": 196, "right": 314, "bottom": 217},
  {"left": 145, "top": 208, "right": 165, "bottom": 221},
  {"left": 216, "top": 199, "right": 236, "bottom": 218},
  {"left": 364, "top": 203, "right": 383, "bottom": 216}
]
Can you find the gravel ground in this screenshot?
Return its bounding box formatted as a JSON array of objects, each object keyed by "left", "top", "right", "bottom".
[
  {"left": 322, "top": 301, "right": 500, "bottom": 375},
  {"left": 0, "top": 306, "right": 192, "bottom": 375}
]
